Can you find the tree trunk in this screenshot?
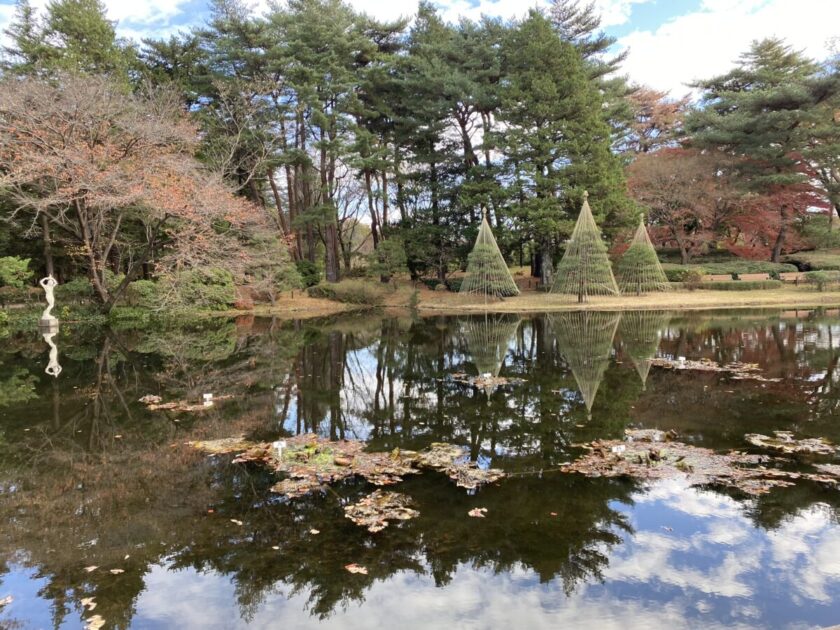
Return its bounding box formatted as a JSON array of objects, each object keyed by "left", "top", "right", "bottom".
[
  {"left": 771, "top": 205, "right": 789, "bottom": 263},
  {"left": 540, "top": 242, "right": 553, "bottom": 288},
  {"left": 41, "top": 213, "right": 54, "bottom": 278}
]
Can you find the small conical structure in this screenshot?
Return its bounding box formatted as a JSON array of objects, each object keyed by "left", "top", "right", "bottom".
[
  {"left": 550, "top": 310, "right": 620, "bottom": 415},
  {"left": 552, "top": 192, "right": 619, "bottom": 302},
  {"left": 617, "top": 310, "right": 670, "bottom": 389},
  {"left": 615, "top": 217, "right": 670, "bottom": 294},
  {"left": 460, "top": 210, "right": 519, "bottom": 298}
]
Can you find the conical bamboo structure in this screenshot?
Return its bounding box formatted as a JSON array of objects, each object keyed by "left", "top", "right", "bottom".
[
  {"left": 615, "top": 217, "right": 670, "bottom": 295},
  {"left": 550, "top": 310, "right": 620, "bottom": 415},
  {"left": 617, "top": 310, "right": 670, "bottom": 389},
  {"left": 552, "top": 192, "right": 619, "bottom": 302},
  {"left": 460, "top": 210, "right": 519, "bottom": 298}
]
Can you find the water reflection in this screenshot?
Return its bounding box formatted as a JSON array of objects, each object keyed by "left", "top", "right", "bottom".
[{"left": 0, "top": 310, "right": 840, "bottom": 628}]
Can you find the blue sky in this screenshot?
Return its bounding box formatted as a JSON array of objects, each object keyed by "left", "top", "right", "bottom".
[{"left": 0, "top": 0, "right": 837, "bottom": 94}]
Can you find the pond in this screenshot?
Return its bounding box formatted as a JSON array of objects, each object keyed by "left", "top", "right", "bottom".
[{"left": 1, "top": 308, "right": 840, "bottom": 629}]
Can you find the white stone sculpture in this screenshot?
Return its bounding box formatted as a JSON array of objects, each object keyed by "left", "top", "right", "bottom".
[{"left": 39, "top": 275, "right": 59, "bottom": 327}]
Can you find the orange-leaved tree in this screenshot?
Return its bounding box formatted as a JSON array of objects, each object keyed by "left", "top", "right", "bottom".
[{"left": 0, "top": 74, "right": 258, "bottom": 311}]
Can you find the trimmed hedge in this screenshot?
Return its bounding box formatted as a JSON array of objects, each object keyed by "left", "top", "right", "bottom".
[
  {"left": 307, "top": 280, "right": 386, "bottom": 305},
  {"left": 696, "top": 280, "right": 783, "bottom": 291},
  {"left": 783, "top": 251, "right": 840, "bottom": 271},
  {"left": 662, "top": 261, "right": 796, "bottom": 281}
]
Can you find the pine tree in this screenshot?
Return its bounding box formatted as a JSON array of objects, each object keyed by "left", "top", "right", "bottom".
[
  {"left": 460, "top": 210, "right": 519, "bottom": 298},
  {"left": 551, "top": 192, "right": 618, "bottom": 302},
  {"left": 688, "top": 38, "right": 823, "bottom": 262},
  {"left": 618, "top": 310, "right": 670, "bottom": 390},
  {"left": 615, "top": 217, "right": 669, "bottom": 295}
]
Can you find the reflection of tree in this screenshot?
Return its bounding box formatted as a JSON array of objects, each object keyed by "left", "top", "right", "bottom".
[
  {"left": 550, "top": 311, "right": 620, "bottom": 415},
  {"left": 617, "top": 310, "right": 670, "bottom": 389}
]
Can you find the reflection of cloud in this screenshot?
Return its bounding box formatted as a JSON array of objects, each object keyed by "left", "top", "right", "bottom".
[
  {"left": 633, "top": 477, "right": 743, "bottom": 519},
  {"left": 767, "top": 504, "right": 840, "bottom": 604}
]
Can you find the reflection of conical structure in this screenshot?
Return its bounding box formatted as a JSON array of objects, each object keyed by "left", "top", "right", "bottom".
[
  {"left": 552, "top": 193, "right": 619, "bottom": 302},
  {"left": 551, "top": 311, "right": 620, "bottom": 414},
  {"left": 460, "top": 211, "right": 519, "bottom": 298},
  {"left": 461, "top": 313, "right": 522, "bottom": 377},
  {"left": 618, "top": 310, "right": 670, "bottom": 389},
  {"left": 615, "top": 218, "right": 670, "bottom": 295}
]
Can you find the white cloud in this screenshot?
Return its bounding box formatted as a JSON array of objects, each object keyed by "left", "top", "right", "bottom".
[{"left": 616, "top": 0, "right": 840, "bottom": 96}]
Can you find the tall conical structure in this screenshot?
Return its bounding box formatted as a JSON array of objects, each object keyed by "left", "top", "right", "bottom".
[
  {"left": 551, "top": 192, "right": 619, "bottom": 302},
  {"left": 550, "top": 310, "right": 620, "bottom": 416},
  {"left": 617, "top": 310, "right": 670, "bottom": 389},
  {"left": 615, "top": 217, "right": 670, "bottom": 295},
  {"left": 459, "top": 313, "right": 521, "bottom": 398},
  {"left": 460, "top": 210, "right": 519, "bottom": 298}
]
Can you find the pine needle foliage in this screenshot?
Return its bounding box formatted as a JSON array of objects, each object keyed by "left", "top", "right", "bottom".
[
  {"left": 618, "top": 310, "right": 670, "bottom": 389},
  {"left": 461, "top": 313, "right": 521, "bottom": 377},
  {"left": 551, "top": 310, "right": 620, "bottom": 415},
  {"left": 551, "top": 193, "right": 618, "bottom": 302},
  {"left": 615, "top": 218, "right": 670, "bottom": 294},
  {"left": 460, "top": 213, "right": 519, "bottom": 298}
]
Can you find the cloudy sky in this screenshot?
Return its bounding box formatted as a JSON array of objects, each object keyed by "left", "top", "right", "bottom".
[{"left": 1, "top": 0, "right": 838, "bottom": 94}]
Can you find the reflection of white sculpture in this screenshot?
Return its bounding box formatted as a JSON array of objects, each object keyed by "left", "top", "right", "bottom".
[
  {"left": 39, "top": 275, "right": 59, "bottom": 326},
  {"left": 43, "top": 330, "right": 62, "bottom": 377}
]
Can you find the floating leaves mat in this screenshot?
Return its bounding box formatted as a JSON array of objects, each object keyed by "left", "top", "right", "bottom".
[
  {"left": 344, "top": 490, "right": 419, "bottom": 533},
  {"left": 189, "top": 435, "right": 504, "bottom": 499},
  {"left": 562, "top": 429, "right": 840, "bottom": 495}
]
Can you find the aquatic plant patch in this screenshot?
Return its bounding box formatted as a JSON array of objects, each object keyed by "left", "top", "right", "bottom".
[{"left": 343, "top": 490, "right": 420, "bottom": 533}]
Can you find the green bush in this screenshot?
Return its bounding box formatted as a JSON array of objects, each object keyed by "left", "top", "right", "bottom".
[
  {"left": 697, "top": 280, "right": 783, "bottom": 291},
  {"left": 805, "top": 270, "right": 840, "bottom": 291},
  {"left": 0, "top": 257, "right": 32, "bottom": 289},
  {"left": 421, "top": 278, "right": 442, "bottom": 290},
  {"left": 683, "top": 270, "right": 704, "bottom": 290},
  {"left": 172, "top": 268, "right": 236, "bottom": 310},
  {"left": 295, "top": 260, "right": 321, "bottom": 288},
  {"left": 800, "top": 216, "right": 840, "bottom": 249},
  {"left": 55, "top": 277, "right": 95, "bottom": 301},
  {"left": 123, "top": 279, "right": 163, "bottom": 308},
  {"left": 664, "top": 266, "right": 707, "bottom": 282},
  {"left": 307, "top": 280, "right": 386, "bottom": 305},
  {"left": 446, "top": 278, "right": 464, "bottom": 292}
]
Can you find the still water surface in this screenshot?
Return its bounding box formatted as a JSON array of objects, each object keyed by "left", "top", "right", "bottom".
[{"left": 1, "top": 309, "right": 839, "bottom": 629}]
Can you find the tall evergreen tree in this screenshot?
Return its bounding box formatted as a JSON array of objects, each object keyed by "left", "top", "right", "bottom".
[{"left": 689, "top": 38, "right": 824, "bottom": 261}]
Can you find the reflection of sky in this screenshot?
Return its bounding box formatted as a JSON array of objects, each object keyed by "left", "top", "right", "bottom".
[{"left": 6, "top": 480, "right": 838, "bottom": 629}]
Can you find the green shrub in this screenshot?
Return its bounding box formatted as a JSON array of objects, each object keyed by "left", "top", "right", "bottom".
[
  {"left": 664, "top": 267, "right": 707, "bottom": 282},
  {"left": 683, "top": 270, "right": 704, "bottom": 290},
  {"left": 0, "top": 257, "right": 32, "bottom": 289},
  {"left": 172, "top": 268, "right": 236, "bottom": 310},
  {"left": 446, "top": 278, "right": 464, "bottom": 292},
  {"left": 124, "top": 279, "right": 163, "bottom": 308},
  {"left": 296, "top": 260, "right": 321, "bottom": 288},
  {"left": 308, "top": 280, "right": 385, "bottom": 305},
  {"left": 421, "top": 278, "right": 442, "bottom": 290},
  {"left": 805, "top": 270, "right": 840, "bottom": 291},
  {"left": 697, "top": 280, "right": 783, "bottom": 291},
  {"left": 800, "top": 216, "right": 840, "bottom": 249},
  {"left": 55, "top": 277, "right": 95, "bottom": 301}
]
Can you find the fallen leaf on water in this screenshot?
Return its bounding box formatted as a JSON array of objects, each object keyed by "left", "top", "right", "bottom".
[
  {"left": 345, "top": 564, "right": 368, "bottom": 575},
  {"left": 85, "top": 614, "right": 106, "bottom": 630},
  {"left": 344, "top": 491, "right": 419, "bottom": 533},
  {"left": 468, "top": 507, "right": 488, "bottom": 518},
  {"left": 230, "top": 519, "right": 243, "bottom": 526},
  {"left": 80, "top": 597, "right": 96, "bottom": 611},
  {"left": 83, "top": 566, "right": 98, "bottom": 573},
  {"left": 0, "top": 595, "right": 12, "bottom": 608},
  {"left": 271, "top": 546, "right": 280, "bottom": 550},
  {"left": 550, "top": 512, "right": 558, "bottom": 517},
  {"left": 123, "top": 555, "right": 130, "bottom": 560},
  {"left": 109, "top": 569, "right": 124, "bottom": 575},
  {"left": 661, "top": 526, "right": 674, "bottom": 532},
  {"left": 309, "top": 529, "right": 320, "bottom": 535}
]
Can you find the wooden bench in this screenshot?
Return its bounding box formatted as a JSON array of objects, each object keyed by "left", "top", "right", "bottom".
[
  {"left": 701, "top": 274, "right": 733, "bottom": 282},
  {"left": 739, "top": 273, "right": 771, "bottom": 281},
  {"left": 779, "top": 272, "right": 806, "bottom": 284}
]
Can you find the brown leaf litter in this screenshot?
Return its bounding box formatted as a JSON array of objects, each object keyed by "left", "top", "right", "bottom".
[
  {"left": 745, "top": 431, "right": 838, "bottom": 457},
  {"left": 562, "top": 429, "right": 840, "bottom": 495},
  {"left": 189, "top": 435, "right": 505, "bottom": 500},
  {"left": 343, "top": 490, "right": 419, "bottom": 533},
  {"left": 447, "top": 372, "right": 525, "bottom": 390},
  {"left": 650, "top": 358, "right": 782, "bottom": 382},
  {"left": 140, "top": 394, "right": 234, "bottom": 412}
]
